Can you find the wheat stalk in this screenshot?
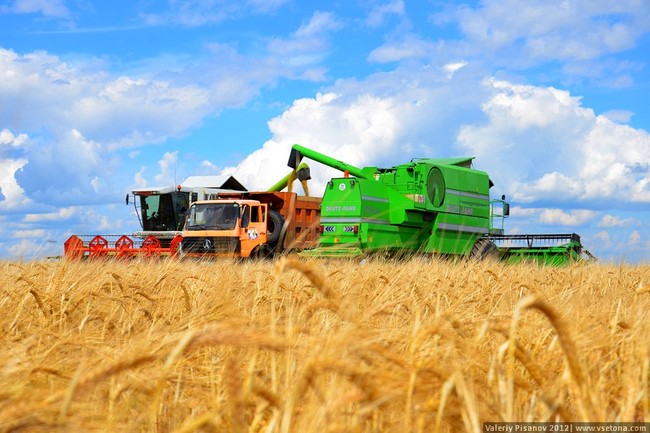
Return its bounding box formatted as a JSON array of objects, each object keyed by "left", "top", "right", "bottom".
[{"left": 509, "top": 295, "right": 597, "bottom": 421}]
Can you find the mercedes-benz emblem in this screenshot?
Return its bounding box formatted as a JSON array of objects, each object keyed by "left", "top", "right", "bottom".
[{"left": 202, "top": 238, "right": 213, "bottom": 251}]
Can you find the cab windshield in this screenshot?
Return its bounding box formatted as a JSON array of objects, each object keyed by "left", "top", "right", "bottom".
[
  {"left": 139, "top": 192, "right": 189, "bottom": 231},
  {"left": 186, "top": 203, "right": 239, "bottom": 230}
]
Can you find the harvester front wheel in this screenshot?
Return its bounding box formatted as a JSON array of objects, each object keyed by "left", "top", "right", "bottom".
[{"left": 470, "top": 238, "right": 498, "bottom": 261}]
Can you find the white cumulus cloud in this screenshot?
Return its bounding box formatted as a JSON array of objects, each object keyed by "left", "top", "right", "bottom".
[
  {"left": 453, "top": 0, "right": 650, "bottom": 62},
  {"left": 154, "top": 151, "right": 180, "bottom": 185},
  {"left": 365, "top": 0, "right": 405, "bottom": 27},
  {"left": 11, "top": 229, "right": 46, "bottom": 238},
  {"left": 267, "top": 11, "right": 342, "bottom": 71},
  {"left": 23, "top": 207, "right": 76, "bottom": 223},
  {"left": 598, "top": 214, "right": 637, "bottom": 228},
  {"left": 539, "top": 208, "right": 599, "bottom": 226},
  {"left": 0, "top": 129, "right": 28, "bottom": 147},
  {"left": 458, "top": 79, "right": 650, "bottom": 205},
  {"left": 223, "top": 90, "right": 412, "bottom": 194},
  {"left": 0, "top": 157, "right": 30, "bottom": 210},
  {"left": 1, "top": 0, "right": 70, "bottom": 18}
]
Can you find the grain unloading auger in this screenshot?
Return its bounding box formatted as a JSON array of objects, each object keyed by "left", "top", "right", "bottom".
[{"left": 288, "top": 144, "right": 592, "bottom": 265}]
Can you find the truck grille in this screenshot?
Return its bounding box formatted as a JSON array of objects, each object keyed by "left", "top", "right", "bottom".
[{"left": 181, "top": 237, "right": 241, "bottom": 255}]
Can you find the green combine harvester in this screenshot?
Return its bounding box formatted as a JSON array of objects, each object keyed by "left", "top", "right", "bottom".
[{"left": 288, "top": 144, "right": 592, "bottom": 266}]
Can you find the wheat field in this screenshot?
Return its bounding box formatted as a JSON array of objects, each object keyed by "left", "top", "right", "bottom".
[{"left": 1, "top": 257, "right": 648, "bottom": 432}]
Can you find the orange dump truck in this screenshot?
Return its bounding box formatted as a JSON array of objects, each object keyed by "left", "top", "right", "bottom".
[{"left": 180, "top": 191, "right": 321, "bottom": 258}]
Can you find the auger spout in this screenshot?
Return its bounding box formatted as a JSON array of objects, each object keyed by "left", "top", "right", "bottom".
[{"left": 268, "top": 162, "right": 311, "bottom": 193}]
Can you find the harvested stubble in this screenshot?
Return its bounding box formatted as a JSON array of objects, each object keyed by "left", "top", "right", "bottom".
[{"left": 0, "top": 257, "right": 648, "bottom": 432}]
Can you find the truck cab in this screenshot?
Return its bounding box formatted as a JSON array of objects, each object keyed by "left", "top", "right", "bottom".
[{"left": 180, "top": 199, "right": 269, "bottom": 258}]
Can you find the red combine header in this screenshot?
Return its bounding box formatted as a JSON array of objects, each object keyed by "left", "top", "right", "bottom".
[{"left": 64, "top": 234, "right": 183, "bottom": 259}]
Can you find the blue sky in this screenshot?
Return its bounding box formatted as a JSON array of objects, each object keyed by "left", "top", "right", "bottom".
[{"left": 0, "top": 0, "right": 649, "bottom": 262}]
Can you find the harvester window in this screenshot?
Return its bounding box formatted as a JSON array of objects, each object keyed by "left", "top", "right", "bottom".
[
  {"left": 171, "top": 192, "right": 189, "bottom": 230},
  {"left": 141, "top": 194, "right": 176, "bottom": 231}
]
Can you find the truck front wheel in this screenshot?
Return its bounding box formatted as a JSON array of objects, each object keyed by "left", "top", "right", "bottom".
[{"left": 250, "top": 244, "right": 272, "bottom": 260}]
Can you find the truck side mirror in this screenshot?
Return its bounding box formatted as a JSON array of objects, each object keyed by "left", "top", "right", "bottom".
[
  {"left": 504, "top": 203, "right": 510, "bottom": 216},
  {"left": 125, "top": 194, "right": 129, "bottom": 205}
]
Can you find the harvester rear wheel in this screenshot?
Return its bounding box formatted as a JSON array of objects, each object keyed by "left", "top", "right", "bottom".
[
  {"left": 267, "top": 211, "right": 285, "bottom": 245},
  {"left": 470, "top": 238, "right": 498, "bottom": 261}
]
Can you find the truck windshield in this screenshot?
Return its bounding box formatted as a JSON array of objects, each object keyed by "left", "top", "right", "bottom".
[{"left": 186, "top": 203, "right": 239, "bottom": 230}]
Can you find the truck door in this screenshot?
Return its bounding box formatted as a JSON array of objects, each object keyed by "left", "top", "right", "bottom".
[{"left": 240, "top": 204, "right": 267, "bottom": 256}]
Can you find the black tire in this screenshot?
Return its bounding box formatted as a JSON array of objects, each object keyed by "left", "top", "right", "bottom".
[
  {"left": 267, "top": 210, "right": 285, "bottom": 245},
  {"left": 250, "top": 244, "right": 271, "bottom": 260},
  {"left": 470, "top": 238, "right": 499, "bottom": 261}
]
